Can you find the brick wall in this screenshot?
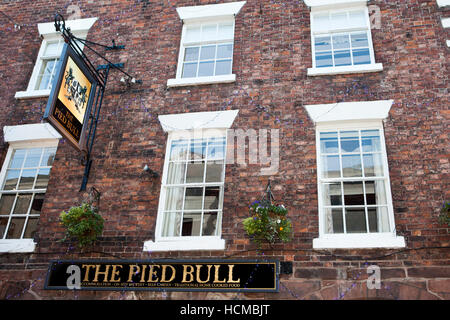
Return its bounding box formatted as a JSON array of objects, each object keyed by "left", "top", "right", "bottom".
[{"left": 0, "top": 0, "right": 448, "bottom": 300}]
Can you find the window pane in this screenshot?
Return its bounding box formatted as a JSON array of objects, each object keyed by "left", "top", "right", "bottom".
[
  {"left": 162, "top": 212, "right": 181, "bottom": 237},
  {"left": 12, "top": 194, "right": 32, "bottom": 215},
  {"left": 37, "top": 60, "right": 57, "bottom": 90},
  {"left": 320, "top": 132, "right": 338, "bottom": 154},
  {"left": 35, "top": 168, "right": 50, "bottom": 189},
  {"left": 313, "top": 13, "right": 330, "bottom": 32},
  {"left": 333, "top": 35, "right": 350, "bottom": 50},
  {"left": 190, "top": 140, "right": 206, "bottom": 160},
  {"left": 0, "top": 217, "right": 8, "bottom": 238},
  {"left": 365, "top": 181, "right": 387, "bottom": 205},
  {"left": 167, "top": 162, "right": 186, "bottom": 185},
  {"left": 342, "top": 155, "right": 362, "bottom": 177},
  {"left": 340, "top": 131, "right": 359, "bottom": 153},
  {"left": 323, "top": 182, "right": 342, "bottom": 206},
  {"left": 363, "top": 153, "right": 383, "bottom": 177},
  {"left": 44, "top": 41, "right": 60, "bottom": 56},
  {"left": 204, "top": 187, "right": 220, "bottom": 210},
  {"left": 351, "top": 33, "right": 369, "bottom": 48},
  {"left": 24, "top": 148, "right": 43, "bottom": 168},
  {"left": 368, "top": 207, "right": 390, "bottom": 233},
  {"left": 200, "top": 45, "right": 216, "bottom": 60},
  {"left": 205, "top": 161, "right": 224, "bottom": 183},
  {"left": 4, "top": 170, "right": 20, "bottom": 190},
  {"left": 6, "top": 217, "right": 25, "bottom": 239},
  {"left": 185, "top": 26, "right": 201, "bottom": 43},
  {"left": 217, "top": 44, "right": 233, "bottom": 59},
  {"left": 349, "top": 10, "right": 367, "bottom": 28},
  {"left": 182, "top": 212, "right": 202, "bottom": 236},
  {"left": 170, "top": 140, "right": 189, "bottom": 161},
  {"left": 361, "top": 130, "right": 381, "bottom": 152},
  {"left": 202, "top": 212, "right": 218, "bottom": 236},
  {"left": 315, "top": 51, "right": 333, "bottom": 68},
  {"left": 325, "top": 208, "right": 344, "bottom": 234},
  {"left": 182, "top": 62, "right": 198, "bottom": 78},
  {"left": 207, "top": 138, "right": 225, "bottom": 160},
  {"left": 30, "top": 194, "right": 45, "bottom": 214},
  {"left": 0, "top": 194, "right": 15, "bottom": 215},
  {"left": 23, "top": 217, "right": 39, "bottom": 239},
  {"left": 201, "top": 24, "right": 217, "bottom": 41},
  {"left": 334, "top": 50, "right": 351, "bottom": 66},
  {"left": 353, "top": 48, "right": 371, "bottom": 65},
  {"left": 186, "top": 162, "right": 205, "bottom": 183},
  {"left": 18, "top": 169, "right": 37, "bottom": 190},
  {"left": 315, "top": 36, "right": 331, "bottom": 52},
  {"left": 218, "top": 23, "right": 234, "bottom": 40},
  {"left": 198, "top": 61, "right": 215, "bottom": 77},
  {"left": 322, "top": 155, "right": 341, "bottom": 178},
  {"left": 184, "top": 187, "right": 203, "bottom": 210},
  {"left": 215, "top": 60, "right": 232, "bottom": 75},
  {"left": 41, "top": 148, "right": 57, "bottom": 167},
  {"left": 164, "top": 187, "right": 184, "bottom": 211},
  {"left": 345, "top": 208, "right": 367, "bottom": 233},
  {"left": 331, "top": 12, "right": 348, "bottom": 29},
  {"left": 343, "top": 182, "right": 365, "bottom": 206},
  {"left": 9, "top": 149, "right": 26, "bottom": 169},
  {"left": 184, "top": 47, "right": 199, "bottom": 62}
]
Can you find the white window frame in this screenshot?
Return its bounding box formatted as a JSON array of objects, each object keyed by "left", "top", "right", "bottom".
[
  {"left": 167, "top": 1, "right": 246, "bottom": 88},
  {"left": 15, "top": 17, "right": 97, "bottom": 99},
  {"left": 304, "top": 101, "right": 405, "bottom": 249},
  {"left": 0, "top": 123, "right": 61, "bottom": 253},
  {"left": 306, "top": 1, "right": 383, "bottom": 76},
  {"left": 144, "top": 110, "right": 238, "bottom": 252}
]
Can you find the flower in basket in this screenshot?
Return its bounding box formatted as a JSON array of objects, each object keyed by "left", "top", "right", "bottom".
[
  {"left": 60, "top": 202, "right": 104, "bottom": 248},
  {"left": 243, "top": 200, "right": 292, "bottom": 247}
]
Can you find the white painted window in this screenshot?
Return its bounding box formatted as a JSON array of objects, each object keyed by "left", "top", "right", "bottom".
[
  {"left": 144, "top": 110, "right": 238, "bottom": 252},
  {"left": 306, "top": 1, "right": 383, "bottom": 76},
  {"left": 304, "top": 100, "right": 405, "bottom": 249},
  {"left": 167, "top": 1, "right": 246, "bottom": 87},
  {"left": 317, "top": 125, "right": 392, "bottom": 235},
  {"left": 15, "top": 17, "right": 97, "bottom": 99},
  {"left": 0, "top": 124, "right": 61, "bottom": 253},
  {"left": 0, "top": 145, "right": 57, "bottom": 240}
]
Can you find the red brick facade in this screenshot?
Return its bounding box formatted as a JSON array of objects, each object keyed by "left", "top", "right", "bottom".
[{"left": 0, "top": 0, "right": 449, "bottom": 300}]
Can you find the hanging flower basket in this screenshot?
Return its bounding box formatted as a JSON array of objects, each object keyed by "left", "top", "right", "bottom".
[
  {"left": 439, "top": 202, "right": 450, "bottom": 227},
  {"left": 60, "top": 202, "right": 104, "bottom": 248},
  {"left": 243, "top": 200, "right": 293, "bottom": 247}
]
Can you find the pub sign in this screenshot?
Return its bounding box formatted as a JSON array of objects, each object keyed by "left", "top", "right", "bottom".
[
  {"left": 43, "top": 43, "right": 97, "bottom": 152},
  {"left": 45, "top": 260, "right": 279, "bottom": 292}
]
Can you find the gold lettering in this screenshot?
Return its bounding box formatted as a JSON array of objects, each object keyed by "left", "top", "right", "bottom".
[
  {"left": 110, "top": 265, "right": 122, "bottom": 282},
  {"left": 181, "top": 265, "right": 195, "bottom": 283},
  {"left": 213, "top": 265, "right": 227, "bottom": 283},
  {"left": 161, "top": 265, "right": 176, "bottom": 283},
  {"left": 81, "top": 264, "right": 96, "bottom": 282},
  {"left": 127, "top": 265, "right": 140, "bottom": 283},
  {"left": 139, "top": 265, "right": 147, "bottom": 283},
  {"left": 147, "top": 265, "right": 160, "bottom": 283},
  {"left": 227, "top": 265, "right": 240, "bottom": 284},
  {"left": 93, "top": 264, "right": 111, "bottom": 282},
  {"left": 196, "top": 265, "right": 212, "bottom": 284}
]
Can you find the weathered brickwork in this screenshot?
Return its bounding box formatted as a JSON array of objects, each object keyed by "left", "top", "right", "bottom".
[{"left": 0, "top": 0, "right": 448, "bottom": 300}]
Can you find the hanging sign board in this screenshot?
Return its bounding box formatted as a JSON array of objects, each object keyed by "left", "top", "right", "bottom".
[
  {"left": 43, "top": 43, "right": 97, "bottom": 152},
  {"left": 44, "top": 259, "right": 279, "bottom": 292}
]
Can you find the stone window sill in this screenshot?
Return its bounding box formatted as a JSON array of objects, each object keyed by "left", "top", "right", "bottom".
[
  {"left": 167, "top": 74, "right": 236, "bottom": 88},
  {"left": 313, "top": 233, "right": 405, "bottom": 249},
  {"left": 307, "top": 63, "right": 383, "bottom": 76},
  {"left": 15, "top": 89, "right": 51, "bottom": 100},
  {"left": 143, "top": 237, "right": 225, "bottom": 252},
  {"left": 0, "top": 239, "right": 36, "bottom": 253}
]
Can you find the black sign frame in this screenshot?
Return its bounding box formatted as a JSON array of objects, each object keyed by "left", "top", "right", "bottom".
[
  {"left": 43, "top": 43, "right": 98, "bottom": 152},
  {"left": 44, "top": 259, "right": 279, "bottom": 293}
]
